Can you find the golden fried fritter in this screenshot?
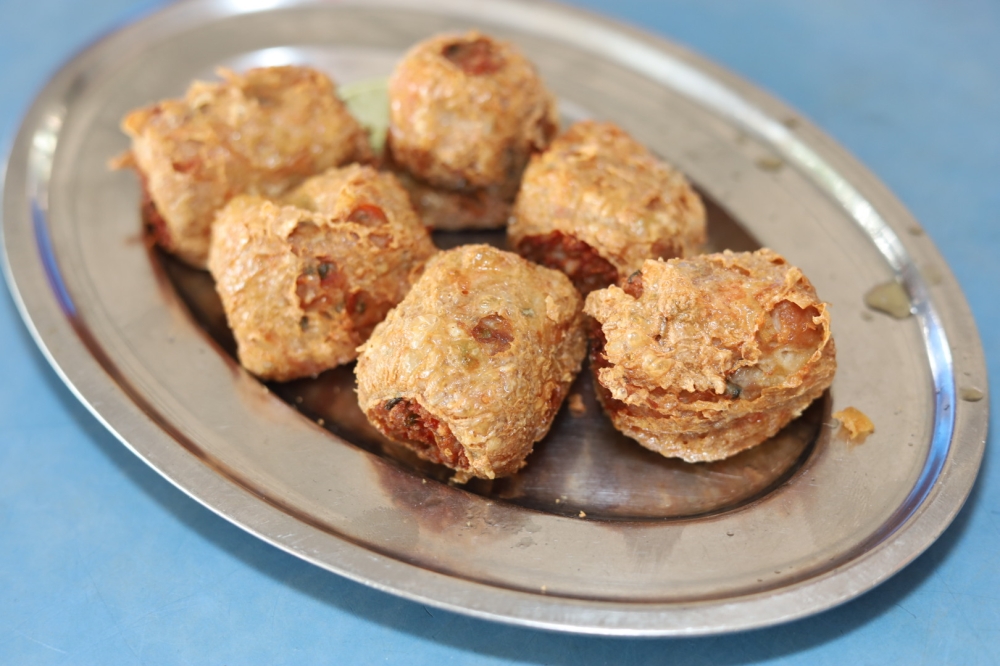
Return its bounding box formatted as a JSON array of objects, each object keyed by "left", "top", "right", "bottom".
[
  {"left": 386, "top": 32, "right": 558, "bottom": 230},
  {"left": 120, "top": 66, "right": 374, "bottom": 268},
  {"left": 355, "top": 245, "right": 586, "bottom": 481},
  {"left": 585, "top": 249, "right": 836, "bottom": 462},
  {"left": 510, "top": 121, "right": 706, "bottom": 294},
  {"left": 208, "top": 165, "right": 435, "bottom": 381}
]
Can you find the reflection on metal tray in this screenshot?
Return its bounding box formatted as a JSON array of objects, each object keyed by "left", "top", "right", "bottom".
[{"left": 1, "top": 0, "right": 987, "bottom": 636}]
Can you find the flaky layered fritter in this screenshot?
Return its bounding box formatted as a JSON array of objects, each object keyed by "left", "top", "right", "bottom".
[
  {"left": 386, "top": 32, "right": 558, "bottom": 230},
  {"left": 585, "top": 249, "right": 836, "bottom": 462},
  {"left": 208, "top": 165, "right": 435, "bottom": 381},
  {"left": 510, "top": 121, "right": 706, "bottom": 294},
  {"left": 120, "top": 65, "right": 373, "bottom": 267},
  {"left": 355, "top": 245, "right": 586, "bottom": 481}
]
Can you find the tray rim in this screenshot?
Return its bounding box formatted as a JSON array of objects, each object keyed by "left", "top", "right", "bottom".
[{"left": 0, "top": 0, "right": 989, "bottom": 636}]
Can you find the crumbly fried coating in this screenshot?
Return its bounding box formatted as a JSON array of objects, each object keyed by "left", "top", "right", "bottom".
[
  {"left": 585, "top": 249, "right": 836, "bottom": 462},
  {"left": 834, "top": 407, "right": 874, "bottom": 440},
  {"left": 355, "top": 245, "right": 586, "bottom": 481},
  {"left": 121, "top": 66, "right": 374, "bottom": 268},
  {"left": 207, "top": 165, "right": 435, "bottom": 381},
  {"left": 510, "top": 121, "right": 707, "bottom": 293},
  {"left": 386, "top": 32, "right": 558, "bottom": 229}
]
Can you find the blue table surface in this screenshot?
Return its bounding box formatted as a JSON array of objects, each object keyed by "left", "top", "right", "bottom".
[{"left": 1, "top": 0, "right": 997, "bottom": 663}]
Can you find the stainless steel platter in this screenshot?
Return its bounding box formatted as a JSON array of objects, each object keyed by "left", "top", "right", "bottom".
[{"left": 1, "top": 0, "right": 988, "bottom": 636}]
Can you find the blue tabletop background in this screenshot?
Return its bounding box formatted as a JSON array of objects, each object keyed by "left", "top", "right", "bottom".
[{"left": 2, "top": 0, "right": 997, "bottom": 663}]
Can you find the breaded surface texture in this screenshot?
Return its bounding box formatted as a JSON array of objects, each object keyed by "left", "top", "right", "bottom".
[
  {"left": 510, "top": 121, "right": 706, "bottom": 293},
  {"left": 208, "top": 165, "right": 435, "bottom": 381},
  {"left": 585, "top": 249, "right": 836, "bottom": 462},
  {"left": 122, "top": 66, "right": 373, "bottom": 267},
  {"left": 387, "top": 32, "right": 558, "bottom": 229},
  {"left": 356, "top": 245, "right": 586, "bottom": 481}
]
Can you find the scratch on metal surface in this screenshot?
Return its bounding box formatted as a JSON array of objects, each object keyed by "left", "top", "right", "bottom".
[
  {"left": 85, "top": 570, "right": 145, "bottom": 665},
  {"left": 10, "top": 629, "right": 68, "bottom": 655},
  {"left": 267, "top": 592, "right": 280, "bottom": 628},
  {"left": 934, "top": 569, "right": 961, "bottom": 606},
  {"left": 131, "top": 613, "right": 149, "bottom": 662}
]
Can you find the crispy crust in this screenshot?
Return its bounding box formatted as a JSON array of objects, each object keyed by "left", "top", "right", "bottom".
[
  {"left": 355, "top": 245, "right": 586, "bottom": 480},
  {"left": 207, "top": 165, "right": 436, "bottom": 381},
  {"left": 584, "top": 249, "right": 836, "bottom": 462},
  {"left": 834, "top": 407, "right": 874, "bottom": 439},
  {"left": 121, "top": 66, "right": 374, "bottom": 268},
  {"left": 510, "top": 121, "right": 706, "bottom": 292},
  {"left": 386, "top": 32, "right": 558, "bottom": 229}
]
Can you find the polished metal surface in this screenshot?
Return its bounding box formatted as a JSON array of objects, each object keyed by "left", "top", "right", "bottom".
[{"left": 1, "top": 0, "right": 988, "bottom": 635}]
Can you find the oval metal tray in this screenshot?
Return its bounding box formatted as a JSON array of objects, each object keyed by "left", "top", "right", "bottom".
[{"left": 1, "top": 0, "right": 988, "bottom": 636}]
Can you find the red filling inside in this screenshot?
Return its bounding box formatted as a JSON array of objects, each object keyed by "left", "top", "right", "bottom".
[
  {"left": 347, "top": 204, "right": 388, "bottom": 227},
  {"left": 622, "top": 270, "right": 644, "bottom": 299},
  {"left": 470, "top": 314, "right": 514, "bottom": 355},
  {"left": 515, "top": 231, "right": 619, "bottom": 295},
  {"left": 377, "top": 398, "right": 470, "bottom": 471},
  {"left": 443, "top": 38, "right": 504, "bottom": 75},
  {"left": 295, "top": 256, "right": 346, "bottom": 312}
]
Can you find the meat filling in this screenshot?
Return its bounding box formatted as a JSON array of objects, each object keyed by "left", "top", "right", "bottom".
[
  {"left": 376, "top": 398, "right": 471, "bottom": 471},
  {"left": 347, "top": 204, "right": 388, "bottom": 227},
  {"left": 470, "top": 314, "right": 514, "bottom": 355},
  {"left": 621, "top": 270, "right": 644, "bottom": 300},
  {"left": 515, "top": 231, "right": 619, "bottom": 295},
  {"left": 346, "top": 290, "right": 394, "bottom": 342},
  {"left": 442, "top": 38, "right": 505, "bottom": 76},
  {"left": 295, "top": 257, "right": 346, "bottom": 312},
  {"left": 289, "top": 220, "right": 395, "bottom": 340}
]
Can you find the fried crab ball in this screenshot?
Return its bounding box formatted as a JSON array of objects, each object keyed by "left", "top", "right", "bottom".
[
  {"left": 585, "top": 249, "right": 836, "bottom": 462},
  {"left": 509, "top": 121, "right": 707, "bottom": 295},
  {"left": 355, "top": 244, "right": 587, "bottom": 482},
  {"left": 386, "top": 32, "right": 559, "bottom": 230},
  {"left": 207, "top": 165, "right": 436, "bottom": 382},
  {"left": 118, "top": 65, "right": 374, "bottom": 268}
]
